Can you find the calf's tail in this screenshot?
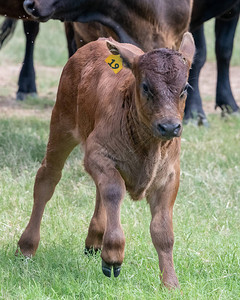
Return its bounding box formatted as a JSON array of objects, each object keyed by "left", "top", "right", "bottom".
[{"left": 0, "top": 18, "right": 17, "bottom": 50}]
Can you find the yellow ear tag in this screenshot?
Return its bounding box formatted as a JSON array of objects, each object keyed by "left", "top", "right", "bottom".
[{"left": 105, "top": 54, "right": 123, "bottom": 74}]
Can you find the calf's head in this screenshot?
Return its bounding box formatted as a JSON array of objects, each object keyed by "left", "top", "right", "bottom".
[{"left": 107, "top": 32, "right": 195, "bottom": 140}]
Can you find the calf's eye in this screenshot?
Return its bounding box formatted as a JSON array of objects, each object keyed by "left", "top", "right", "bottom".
[
  {"left": 180, "top": 82, "right": 191, "bottom": 98},
  {"left": 141, "top": 82, "right": 154, "bottom": 100},
  {"left": 142, "top": 82, "right": 149, "bottom": 94}
]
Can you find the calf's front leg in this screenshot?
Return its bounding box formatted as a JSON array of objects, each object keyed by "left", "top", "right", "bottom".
[
  {"left": 84, "top": 148, "right": 126, "bottom": 277},
  {"left": 147, "top": 164, "right": 180, "bottom": 289},
  {"left": 85, "top": 187, "right": 107, "bottom": 254}
]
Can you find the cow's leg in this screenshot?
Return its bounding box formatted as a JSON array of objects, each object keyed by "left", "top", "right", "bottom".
[
  {"left": 17, "top": 20, "right": 39, "bottom": 100},
  {"left": 85, "top": 187, "right": 107, "bottom": 254},
  {"left": 147, "top": 164, "right": 180, "bottom": 289},
  {"left": 64, "top": 22, "right": 77, "bottom": 58},
  {"left": 0, "top": 18, "right": 17, "bottom": 49},
  {"left": 215, "top": 14, "right": 239, "bottom": 114},
  {"left": 185, "top": 25, "right": 208, "bottom": 126},
  {"left": 17, "top": 115, "right": 78, "bottom": 257},
  {"left": 84, "top": 148, "right": 126, "bottom": 277}
]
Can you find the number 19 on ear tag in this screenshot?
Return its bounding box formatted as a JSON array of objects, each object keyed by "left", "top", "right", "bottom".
[{"left": 105, "top": 55, "right": 123, "bottom": 74}]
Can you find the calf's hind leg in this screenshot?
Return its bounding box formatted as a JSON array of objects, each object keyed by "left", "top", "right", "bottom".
[{"left": 17, "top": 117, "right": 78, "bottom": 257}]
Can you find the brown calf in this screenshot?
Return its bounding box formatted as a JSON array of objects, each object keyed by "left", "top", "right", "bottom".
[{"left": 17, "top": 33, "right": 195, "bottom": 289}]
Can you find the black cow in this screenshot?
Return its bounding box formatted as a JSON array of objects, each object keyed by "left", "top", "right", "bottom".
[
  {"left": 186, "top": 1, "right": 240, "bottom": 124},
  {"left": 0, "top": 0, "right": 41, "bottom": 100},
  {"left": 24, "top": 0, "right": 193, "bottom": 51},
  {"left": 23, "top": 0, "right": 240, "bottom": 123},
  {"left": 0, "top": 18, "right": 39, "bottom": 100}
]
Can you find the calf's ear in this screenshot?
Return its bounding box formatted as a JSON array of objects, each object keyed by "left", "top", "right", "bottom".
[
  {"left": 179, "top": 32, "right": 195, "bottom": 67},
  {"left": 106, "top": 40, "right": 138, "bottom": 70}
]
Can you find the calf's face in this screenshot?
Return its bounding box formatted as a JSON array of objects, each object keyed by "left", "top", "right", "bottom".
[
  {"left": 135, "top": 50, "right": 189, "bottom": 140},
  {"left": 107, "top": 33, "right": 195, "bottom": 140}
]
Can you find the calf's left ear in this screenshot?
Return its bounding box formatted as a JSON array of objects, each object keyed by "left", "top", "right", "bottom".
[
  {"left": 179, "top": 32, "right": 195, "bottom": 67},
  {"left": 106, "top": 40, "right": 138, "bottom": 70}
]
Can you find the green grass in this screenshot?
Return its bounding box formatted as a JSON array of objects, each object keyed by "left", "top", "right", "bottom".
[
  {"left": 0, "top": 112, "right": 240, "bottom": 299},
  {"left": 0, "top": 19, "right": 68, "bottom": 67},
  {"left": 20, "top": 96, "right": 55, "bottom": 110}
]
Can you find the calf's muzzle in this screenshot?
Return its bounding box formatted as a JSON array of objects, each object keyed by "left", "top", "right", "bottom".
[{"left": 157, "top": 121, "right": 182, "bottom": 139}]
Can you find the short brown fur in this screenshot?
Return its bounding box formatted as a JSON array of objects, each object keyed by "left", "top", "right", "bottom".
[{"left": 17, "top": 33, "right": 195, "bottom": 289}]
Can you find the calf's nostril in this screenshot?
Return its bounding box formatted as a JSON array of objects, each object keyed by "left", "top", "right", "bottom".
[
  {"left": 157, "top": 122, "right": 182, "bottom": 137},
  {"left": 158, "top": 123, "right": 168, "bottom": 135},
  {"left": 173, "top": 123, "right": 181, "bottom": 135}
]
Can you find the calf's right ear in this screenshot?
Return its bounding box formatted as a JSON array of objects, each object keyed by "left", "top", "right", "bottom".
[
  {"left": 106, "top": 40, "right": 138, "bottom": 70},
  {"left": 179, "top": 32, "right": 195, "bottom": 67}
]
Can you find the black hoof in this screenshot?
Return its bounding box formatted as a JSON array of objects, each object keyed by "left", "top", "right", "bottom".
[
  {"left": 84, "top": 247, "right": 94, "bottom": 256},
  {"left": 219, "top": 105, "right": 240, "bottom": 118},
  {"left": 84, "top": 247, "right": 100, "bottom": 256},
  {"left": 16, "top": 92, "right": 37, "bottom": 101},
  {"left": 102, "top": 260, "right": 112, "bottom": 277},
  {"left": 101, "top": 260, "right": 122, "bottom": 278},
  {"left": 183, "top": 113, "right": 209, "bottom": 127},
  {"left": 198, "top": 117, "right": 209, "bottom": 127},
  {"left": 113, "top": 265, "right": 121, "bottom": 277}
]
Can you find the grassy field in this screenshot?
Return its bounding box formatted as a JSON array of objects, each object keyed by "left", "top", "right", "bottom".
[
  {"left": 0, "top": 113, "right": 239, "bottom": 299},
  {"left": 0, "top": 17, "right": 240, "bottom": 299},
  {"left": 0, "top": 19, "right": 68, "bottom": 67}
]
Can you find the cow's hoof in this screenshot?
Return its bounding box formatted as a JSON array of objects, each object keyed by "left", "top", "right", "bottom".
[
  {"left": 183, "top": 111, "right": 209, "bottom": 127},
  {"left": 15, "top": 246, "right": 33, "bottom": 259},
  {"left": 216, "top": 104, "right": 239, "bottom": 118},
  {"left": 84, "top": 247, "right": 94, "bottom": 256},
  {"left": 102, "top": 260, "right": 121, "bottom": 278},
  {"left": 16, "top": 92, "right": 37, "bottom": 101},
  {"left": 84, "top": 247, "right": 101, "bottom": 256},
  {"left": 102, "top": 260, "right": 112, "bottom": 277},
  {"left": 220, "top": 107, "right": 240, "bottom": 118},
  {"left": 15, "top": 248, "right": 21, "bottom": 257},
  {"left": 198, "top": 117, "right": 209, "bottom": 127},
  {"left": 113, "top": 265, "right": 121, "bottom": 277},
  {"left": 183, "top": 116, "right": 209, "bottom": 127}
]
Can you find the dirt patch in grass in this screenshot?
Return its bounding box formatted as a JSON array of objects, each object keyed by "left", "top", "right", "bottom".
[
  {"left": 0, "top": 64, "right": 62, "bottom": 119},
  {"left": 0, "top": 96, "right": 53, "bottom": 119},
  {"left": 199, "top": 62, "right": 240, "bottom": 114}
]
